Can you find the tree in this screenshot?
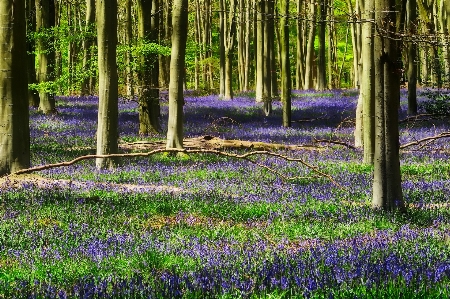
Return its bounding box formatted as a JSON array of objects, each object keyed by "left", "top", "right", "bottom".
[
  {"left": 26, "top": 0, "right": 41, "bottom": 108},
  {"left": 81, "top": 0, "right": 96, "bottom": 96},
  {"left": 36, "top": 0, "right": 56, "bottom": 113},
  {"left": 137, "top": 0, "right": 161, "bottom": 135},
  {"left": 219, "top": 0, "right": 238, "bottom": 100},
  {"left": 0, "top": 0, "right": 31, "bottom": 175},
  {"left": 316, "top": 0, "right": 327, "bottom": 90},
  {"left": 166, "top": 0, "right": 188, "bottom": 150},
  {"left": 304, "top": 0, "right": 316, "bottom": 90},
  {"left": 406, "top": 0, "right": 418, "bottom": 115},
  {"left": 372, "top": 0, "right": 405, "bottom": 211},
  {"left": 96, "top": 0, "right": 119, "bottom": 169},
  {"left": 280, "top": 0, "right": 291, "bottom": 127}
]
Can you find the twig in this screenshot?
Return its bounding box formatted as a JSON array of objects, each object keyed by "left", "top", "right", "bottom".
[
  {"left": 313, "top": 138, "right": 357, "bottom": 149},
  {"left": 10, "top": 149, "right": 343, "bottom": 189},
  {"left": 399, "top": 113, "right": 447, "bottom": 123},
  {"left": 400, "top": 132, "right": 450, "bottom": 149}
]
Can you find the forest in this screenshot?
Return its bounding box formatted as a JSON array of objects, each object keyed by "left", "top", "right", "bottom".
[{"left": 0, "top": 0, "right": 450, "bottom": 297}]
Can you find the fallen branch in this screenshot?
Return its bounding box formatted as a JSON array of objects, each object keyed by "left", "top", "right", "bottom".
[
  {"left": 10, "top": 148, "right": 342, "bottom": 189},
  {"left": 399, "top": 113, "right": 448, "bottom": 123},
  {"left": 313, "top": 138, "right": 357, "bottom": 149},
  {"left": 400, "top": 131, "right": 450, "bottom": 149}
]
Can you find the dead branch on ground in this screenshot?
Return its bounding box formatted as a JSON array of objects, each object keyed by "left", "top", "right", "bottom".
[
  {"left": 400, "top": 131, "right": 450, "bottom": 149},
  {"left": 313, "top": 138, "right": 357, "bottom": 149},
  {"left": 10, "top": 148, "right": 342, "bottom": 189}
]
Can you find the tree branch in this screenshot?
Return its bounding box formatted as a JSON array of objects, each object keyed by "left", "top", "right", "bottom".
[
  {"left": 10, "top": 149, "right": 343, "bottom": 189},
  {"left": 400, "top": 132, "right": 450, "bottom": 149}
]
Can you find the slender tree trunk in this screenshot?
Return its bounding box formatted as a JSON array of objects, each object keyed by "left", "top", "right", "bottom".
[
  {"left": 316, "top": 0, "right": 327, "bottom": 90},
  {"left": 372, "top": 0, "right": 405, "bottom": 211},
  {"left": 255, "top": 0, "right": 264, "bottom": 102},
  {"left": 0, "top": 0, "right": 30, "bottom": 175},
  {"left": 361, "top": 0, "right": 375, "bottom": 164},
  {"left": 280, "top": 0, "right": 291, "bottom": 127},
  {"left": 96, "top": 0, "right": 119, "bottom": 169},
  {"left": 159, "top": 0, "right": 172, "bottom": 89},
  {"left": 125, "top": 0, "right": 134, "bottom": 97},
  {"left": 81, "top": 0, "right": 96, "bottom": 96},
  {"left": 263, "top": 0, "right": 272, "bottom": 115},
  {"left": 407, "top": 0, "right": 417, "bottom": 115},
  {"left": 36, "top": 0, "right": 56, "bottom": 113},
  {"left": 137, "top": 0, "right": 160, "bottom": 135},
  {"left": 304, "top": 0, "right": 316, "bottom": 90},
  {"left": 296, "top": 0, "right": 305, "bottom": 90},
  {"left": 26, "top": 0, "right": 40, "bottom": 107},
  {"left": 219, "top": 0, "right": 226, "bottom": 98},
  {"left": 166, "top": 0, "right": 188, "bottom": 149}
]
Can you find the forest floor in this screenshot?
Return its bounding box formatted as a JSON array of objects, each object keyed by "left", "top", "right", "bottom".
[{"left": 0, "top": 89, "right": 449, "bottom": 298}]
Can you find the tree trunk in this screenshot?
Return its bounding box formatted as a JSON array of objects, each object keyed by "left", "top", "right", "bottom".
[
  {"left": 96, "top": 0, "right": 119, "bottom": 169},
  {"left": 296, "top": 0, "right": 305, "bottom": 90},
  {"left": 255, "top": 0, "right": 264, "bottom": 102},
  {"left": 166, "top": 0, "right": 188, "bottom": 149},
  {"left": 36, "top": 0, "right": 56, "bottom": 113},
  {"left": 159, "top": 0, "right": 172, "bottom": 89},
  {"left": 223, "top": 0, "right": 237, "bottom": 100},
  {"left": 372, "top": 0, "right": 405, "bottom": 211},
  {"left": 137, "top": 0, "right": 160, "bottom": 135},
  {"left": 0, "top": 0, "right": 30, "bottom": 175},
  {"left": 263, "top": 0, "right": 272, "bottom": 115},
  {"left": 26, "top": 0, "right": 40, "bottom": 107},
  {"left": 407, "top": 0, "right": 417, "bottom": 115},
  {"left": 81, "top": 0, "right": 96, "bottom": 96},
  {"left": 219, "top": 0, "right": 226, "bottom": 98},
  {"left": 361, "top": 0, "right": 375, "bottom": 164},
  {"left": 280, "top": 0, "right": 291, "bottom": 127},
  {"left": 316, "top": 0, "right": 327, "bottom": 90},
  {"left": 304, "top": 0, "right": 316, "bottom": 90},
  {"left": 125, "top": 0, "right": 134, "bottom": 97}
]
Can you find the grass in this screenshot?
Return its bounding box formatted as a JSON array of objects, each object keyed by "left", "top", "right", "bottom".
[{"left": 0, "top": 90, "right": 449, "bottom": 297}]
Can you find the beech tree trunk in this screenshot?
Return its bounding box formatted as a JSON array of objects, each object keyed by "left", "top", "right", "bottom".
[
  {"left": 0, "top": 0, "right": 30, "bottom": 175},
  {"left": 96, "top": 0, "right": 119, "bottom": 169},
  {"left": 255, "top": 0, "right": 264, "bottom": 102},
  {"left": 304, "top": 0, "right": 316, "bottom": 90},
  {"left": 125, "top": 0, "right": 134, "bottom": 97},
  {"left": 36, "top": 0, "right": 56, "bottom": 113},
  {"left": 296, "top": 0, "right": 306, "bottom": 90},
  {"left": 220, "top": 0, "right": 238, "bottom": 100},
  {"left": 407, "top": 0, "right": 418, "bottom": 115},
  {"left": 166, "top": 0, "right": 188, "bottom": 149},
  {"left": 316, "top": 0, "right": 327, "bottom": 91},
  {"left": 280, "top": 0, "right": 291, "bottom": 127},
  {"left": 137, "top": 0, "right": 160, "bottom": 135},
  {"left": 81, "top": 0, "right": 96, "bottom": 95},
  {"left": 26, "top": 0, "right": 40, "bottom": 107},
  {"left": 372, "top": 0, "right": 405, "bottom": 211}
]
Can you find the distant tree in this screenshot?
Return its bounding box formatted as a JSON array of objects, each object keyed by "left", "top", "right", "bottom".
[
  {"left": 219, "top": 0, "right": 238, "bottom": 100},
  {"left": 406, "top": 0, "right": 418, "bottom": 115},
  {"left": 166, "top": 0, "right": 188, "bottom": 149},
  {"left": 372, "top": 0, "right": 405, "bottom": 211},
  {"left": 81, "top": 0, "right": 96, "bottom": 96},
  {"left": 316, "top": 0, "right": 327, "bottom": 91},
  {"left": 26, "top": 0, "right": 40, "bottom": 108},
  {"left": 96, "top": 0, "right": 119, "bottom": 169},
  {"left": 279, "top": 0, "right": 291, "bottom": 127},
  {"left": 304, "top": 0, "right": 316, "bottom": 90},
  {"left": 36, "top": 0, "right": 56, "bottom": 113},
  {"left": 137, "top": 0, "right": 161, "bottom": 134},
  {"left": 0, "top": 0, "right": 30, "bottom": 175}
]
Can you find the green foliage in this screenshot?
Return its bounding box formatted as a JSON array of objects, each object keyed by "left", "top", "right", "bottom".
[{"left": 419, "top": 90, "right": 450, "bottom": 115}]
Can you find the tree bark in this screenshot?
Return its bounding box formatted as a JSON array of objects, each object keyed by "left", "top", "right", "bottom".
[
  {"left": 137, "top": 0, "right": 161, "bottom": 135},
  {"left": 96, "top": 0, "right": 119, "bottom": 169},
  {"left": 304, "top": 0, "right": 316, "bottom": 90},
  {"left": 407, "top": 0, "right": 418, "bottom": 115},
  {"left": 26, "top": 0, "right": 40, "bottom": 108},
  {"left": 36, "top": 0, "right": 56, "bottom": 113},
  {"left": 0, "top": 0, "right": 30, "bottom": 175},
  {"left": 316, "top": 0, "right": 327, "bottom": 90},
  {"left": 221, "top": 0, "right": 238, "bottom": 100},
  {"left": 166, "top": 0, "right": 188, "bottom": 149},
  {"left": 372, "top": 0, "right": 405, "bottom": 211},
  {"left": 280, "top": 0, "right": 291, "bottom": 127},
  {"left": 81, "top": 0, "right": 96, "bottom": 96},
  {"left": 296, "top": 0, "right": 305, "bottom": 90}
]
